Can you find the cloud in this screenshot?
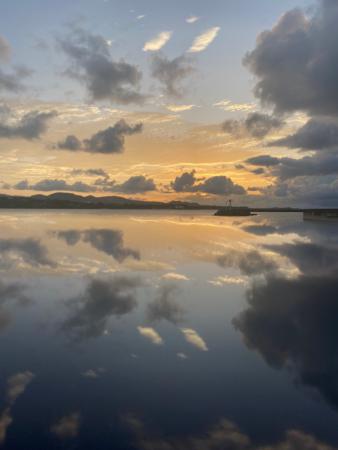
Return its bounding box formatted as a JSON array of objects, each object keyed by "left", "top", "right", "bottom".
[
  {"left": 246, "top": 152, "right": 338, "bottom": 179},
  {"left": 50, "top": 413, "right": 80, "bottom": 439},
  {"left": 0, "top": 36, "right": 10, "bottom": 62},
  {"left": 95, "top": 175, "right": 156, "bottom": 194},
  {"left": 188, "top": 27, "right": 220, "bottom": 53},
  {"left": 57, "top": 119, "right": 143, "bottom": 154},
  {"left": 244, "top": 2, "right": 338, "bottom": 117},
  {"left": 171, "top": 170, "right": 196, "bottom": 192},
  {"left": 0, "top": 371, "right": 34, "bottom": 445},
  {"left": 222, "top": 113, "right": 284, "bottom": 138},
  {"left": 214, "top": 99, "right": 255, "bottom": 112},
  {"left": 170, "top": 171, "right": 246, "bottom": 195},
  {"left": 166, "top": 104, "right": 196, "bottom": 112},
  {"left": 0, "top": 238, "right": 55, "bottom": 268},
  {"left": 271, "top": 118, "right": 338, "bottom": 150},
  {"left": 137, "top": 326, "right": 163, "bottom": 345},
  {"left": 143, "top": 31, "right": 172, "bottom": 52},
  {"left": 151, "top": 54, "right": 194, "bottom": 98},
  {"left": 0, "top": 66, "right": 31, "bottom": 93},
  {"left": 146, "top": 283, "right": 185, "bottom": 325},
  {"left": 246, "top": 155, "right": 280, "bottom": 167},
  {"left": 162, "top": 272, "right": 189, "bottom": 281},
  {"left": 0, "top": 110, "right": 57, "bottom": 140},
  {"left": 186, "top": 16, "right": 199, "bottom": 24},
  {"left": 217, "top": 249, "right": 278, "bottom": 276},
  {"left": 181, "top": 328, "right": 208, "bottom": 351},
  {"left": 59, "top": 27, "right": 146, "bottom": 104},
  {"left": 62, "top": 276, "right": 140, "bottom": 339},
  {"left": 71, "top": 168, "right": 109, "bottom": 177},
  {"left": 57, "top": 135, "right": 82, "bottom": 151},
  {"left": 56, "top": 229, "right": 140, "bottom": 262},
  {"left": 125, "top": 414, "right": 335, "bottom": 450},
  {"left": 15, "top": 179, "right": 94, "bottom": 192}
]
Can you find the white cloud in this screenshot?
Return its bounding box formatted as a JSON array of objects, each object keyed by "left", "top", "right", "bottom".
[
  {"left": 181, "top": 328, "right": 208, "bottom": 351},
  {"left": 162, "top": 272, "right": 190, "bottom": 281},
  {"left": 177, "top": 352, "right": 188, "bottom": 359},
  {"left": 188, "top": 27, "right": 220, "bottom": 53},
  {"left": 214, "top": 99, "right": 255, "bottom": 112},
  {"left": 137, "top": 15, "right": 146, "bottom": 20},
  {"left": 143, "top": 31, "right": 172, "bottom": 52},
  {"left": 137, "top": 326, "right": 163, "bottom": 345},
  {"left": 186, "top": 16, "right": 199, "bottom": 24},
  {"left": 166, "top": 104, "right": 196, "bottom": 112},
  {"left": 209, "top": 275, "right": 247, "bottom": 286}
]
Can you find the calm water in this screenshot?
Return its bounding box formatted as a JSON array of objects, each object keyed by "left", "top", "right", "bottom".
[{"left": 0, "top": 210, "right": 337, "bottom": 449}]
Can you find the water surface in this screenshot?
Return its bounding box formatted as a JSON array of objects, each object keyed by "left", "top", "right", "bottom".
[{"left": 0, "top": 210, "right": 337, "bottom": 449}]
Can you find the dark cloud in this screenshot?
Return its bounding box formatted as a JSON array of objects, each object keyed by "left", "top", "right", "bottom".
[
  {"left": 151, "top": 54, "right": 194, "bottom": 98},
  {"left": 0, "top": 238, "right": 55, "bottom": 268},
  {"left": 96, "top": 175, "right": 156, "bottom": 193},
  {"left": 246, "top": 155, "right": 280, "bottom": 167},
  {"left": 56, "top": 229, "right": 140, "bottom": 262},
  {"left": 146, "top": 283, "right": 185, "bottom": 325},
  {"left": 196, "top": 176, "right": 246, "bottom": 195},
  {"left": 217, "top": 249, "right": 278, "bottom": 276},
  {"left": 246, "top": 152, "right": 338, "bottom": 179},
  {"left": 57, "top": 119, "right": 143, "bottom": 154},
  {"left": 71, "top": 168, "right": 109, "bottom": 178},
  {"left": 124, "top": 414, "right": 334, "bottom": 450},
  {"left": 245, "top": 113, "right": 284, "bottom": 138},
  {"left": 0, "top": 66, "right": 31, "bottom": 93},
  {"left": 58, "top": 135, "right": 82, "bottom": 151},
  {"left": 271, "top": 118, "right": 338, "bottom": 150},
  {"left": 171, "top": 170, "right": 196, "bottom": 192},
  {"left": 171, "top": 171, "right": 246, "bottom": 195},
  {"left": 14, "top": 179, "right": 94, "bottom": 193},
  {"left": 0, "top": 110, "right": 57, "bottom": 140},
  {"left": 222, "top": 113, "right": 283, "bottom": 138},
  {"left": 62, "top": 277, "right": 140, "bottom": 339},
  {"left": 244, "top": 1, "right": 338, "bottom": 116},
  {"left": 59, "top": 28, "right": 146, "bottom": 104}
]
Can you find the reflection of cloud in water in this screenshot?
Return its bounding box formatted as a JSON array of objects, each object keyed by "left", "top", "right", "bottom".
[
  {"left": 161, "top": 272, "right": 190, "bottom": 281},
  {"left": 146, "top": 283, "right": 185, "bottom": 325},
  {"left": 217, "top": 249, "right": 278, "bottom": 276},
  {"left": 181, "top": 328, "right": 208, "bottom": 351},
  {"left": 233, "top": 231, "right": 338, "bottom": 411},
  {"left": 0, "top": 238, "right": 55, "bottom": 269},
  {"left": 0, "top": 371, "right": 35, "bottom": 445},
  {"left": 50, "top": 413, "right": 81, "bottom": 439},
  {"left": 56, "top": 229, "right": 140, "bottom": 263},
  {"left": 0, "top": 279, "right": 31, "bottom": 332},
  {"left": 124, "top": 414, "right": 334, "bottom": 450},
  {"left": 62, "top": 276, "right": 141, "bottom": 340},
  {"left": 137, "top": 326, "right": 163, "bottom": 345}
]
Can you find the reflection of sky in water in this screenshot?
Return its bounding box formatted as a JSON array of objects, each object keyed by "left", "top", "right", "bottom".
[{"left": 0, "top": 210, "right": 338, "bottom": 449}]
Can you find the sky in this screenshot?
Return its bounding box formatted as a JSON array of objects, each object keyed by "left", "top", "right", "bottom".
[{"left": 2, "top": 0, "right": 338, "bottom": 207}]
